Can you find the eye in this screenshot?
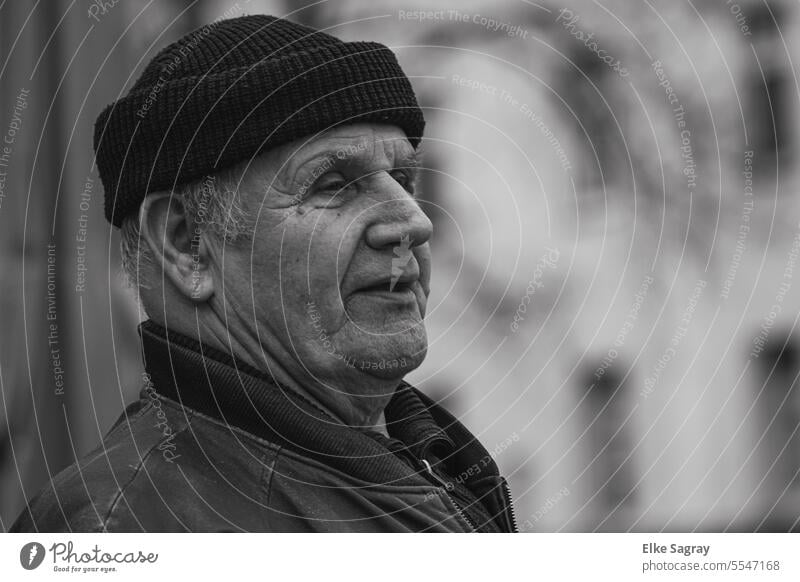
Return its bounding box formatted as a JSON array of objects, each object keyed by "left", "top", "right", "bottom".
[
  {"left": 314, "top": 172, "right": 350, "bottom": 195},
  {"left": 390, "top": 169, "right": 415, "bottom": 193}
]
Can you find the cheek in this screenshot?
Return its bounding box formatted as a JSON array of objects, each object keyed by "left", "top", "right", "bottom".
[
  {"left": 245, "top": 212, "right": 363, "bottom": 331},
  {"left": 221, "top": 228, "right": 302, "bottom": 319},
  {"left": 303, "top": 217, "right": 362, "bottom": 305},
  {"left": 222, "top": 248, "right": 279, "bottom": 326}
]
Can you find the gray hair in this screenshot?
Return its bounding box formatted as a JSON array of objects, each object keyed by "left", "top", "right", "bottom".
[{"left": 120, "top": 165, "right": 254, "bottom": 296}]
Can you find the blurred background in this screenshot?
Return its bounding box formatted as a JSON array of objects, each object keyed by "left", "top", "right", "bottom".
[{"left": 2, "top": 0, "right": 800, "bottom": 532}]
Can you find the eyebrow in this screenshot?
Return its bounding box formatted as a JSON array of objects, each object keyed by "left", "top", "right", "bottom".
[
  {"left": 273, "top": 144, "right": 422, "bottom": 202},
  {"left": 301, "top": 144, "right": 422, "bottom": 174}
]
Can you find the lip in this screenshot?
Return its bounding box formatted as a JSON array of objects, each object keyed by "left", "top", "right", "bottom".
[
  {"left": 350, "top": 280, "right": 419, "bottom": 303},
  {"left": 358, "top": 279, "right": 415, "bottom": 292},
  {"left": 354, "top": 287, "right": 417, "bottom": 302}
]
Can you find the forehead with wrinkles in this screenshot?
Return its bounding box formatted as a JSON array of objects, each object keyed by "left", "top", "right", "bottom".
[{"left": 235, "top": 124, "right": 418, "bottom": 196}]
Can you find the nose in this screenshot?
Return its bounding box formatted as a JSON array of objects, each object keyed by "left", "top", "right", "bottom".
[{"left": 364, "top": 178, "right": 433, "bottom": 251}]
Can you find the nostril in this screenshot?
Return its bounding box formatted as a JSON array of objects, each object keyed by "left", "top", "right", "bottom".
[{"left": 365, "top": 215, "right": 432, "bottom": 250}]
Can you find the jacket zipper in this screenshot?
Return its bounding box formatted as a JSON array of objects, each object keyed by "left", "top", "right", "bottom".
[
  {"left": 500, "top": 478, "right": 519, "bottom": 533},
  {"left": 420, "top": 459, "right": 477, "bottom": 532}
]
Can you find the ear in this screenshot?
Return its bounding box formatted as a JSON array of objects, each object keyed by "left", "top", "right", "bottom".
[{"left": 139, "top": 192, "right": 215, "bottom": 302}]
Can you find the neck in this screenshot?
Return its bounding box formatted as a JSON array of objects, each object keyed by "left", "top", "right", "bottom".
[{"left": 150, "top": 310, "right": 395, "bottom": 436}]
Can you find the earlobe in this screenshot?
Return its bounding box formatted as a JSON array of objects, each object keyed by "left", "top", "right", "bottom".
[{"left": 139, "top": 192, "right": 215, "bottom": 302}]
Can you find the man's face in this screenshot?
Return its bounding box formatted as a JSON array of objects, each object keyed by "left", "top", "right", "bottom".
[{"left": 213, "top": 123, "right": 433, "bottom": 383}]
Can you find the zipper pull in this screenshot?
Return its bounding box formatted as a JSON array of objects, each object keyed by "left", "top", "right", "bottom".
[{"left": 420, "top": 458, "right": 454, "bottom": 491}]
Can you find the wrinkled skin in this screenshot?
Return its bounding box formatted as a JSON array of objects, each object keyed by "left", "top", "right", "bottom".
[{"left": 141, "top": 123, "right": 433, "bottom": 430}]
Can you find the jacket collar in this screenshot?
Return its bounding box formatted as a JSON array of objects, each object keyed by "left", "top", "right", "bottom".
[{"left": 138, "top": 320, "right": 495, "bottom": 485}]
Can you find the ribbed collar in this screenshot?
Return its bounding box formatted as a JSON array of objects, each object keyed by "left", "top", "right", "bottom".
[{"left": 138, "top": 320, "right": 462, "bottom": 486}]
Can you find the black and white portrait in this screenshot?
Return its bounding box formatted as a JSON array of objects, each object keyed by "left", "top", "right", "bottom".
[{"left": 1, "top": 0, "right": 799, "bottom": 549}]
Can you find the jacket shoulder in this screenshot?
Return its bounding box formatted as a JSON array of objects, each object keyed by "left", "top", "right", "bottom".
[
  {"left": 11, "top": 397, "right": 278, "bottom": 532},
  {"left": 11, "top": 399, "right": 154, "bottom": 532}
]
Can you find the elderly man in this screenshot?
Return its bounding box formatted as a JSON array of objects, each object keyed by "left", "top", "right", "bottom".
[{"left": 12, "top": 14, "right": 516, "bottom": 532}]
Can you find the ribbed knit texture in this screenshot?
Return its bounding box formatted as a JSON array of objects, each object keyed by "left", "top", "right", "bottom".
[{"left": 94, "top": 14, "right": 425, "bottom": 226}]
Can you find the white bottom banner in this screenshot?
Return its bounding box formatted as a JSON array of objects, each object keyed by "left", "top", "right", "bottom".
[{"left": 2, "top": 533, "right": 798, "bottom": 580}]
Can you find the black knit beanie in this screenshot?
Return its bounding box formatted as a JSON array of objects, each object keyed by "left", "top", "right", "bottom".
[{"left": 94, "top": 14, "right": 425, "bottom": 227}]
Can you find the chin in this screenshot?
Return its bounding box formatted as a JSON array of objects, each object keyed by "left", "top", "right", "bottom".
[{"left": 342, "top": 325, "right": 428, "bottom": 380}]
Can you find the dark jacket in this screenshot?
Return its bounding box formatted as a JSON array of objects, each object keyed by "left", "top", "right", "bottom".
[{"left": 12, "top": 321, "right": 517, "bottom": 532}]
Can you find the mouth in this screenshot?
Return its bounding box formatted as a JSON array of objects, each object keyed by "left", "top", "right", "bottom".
[
  {"left": 351, "top": 277, "right": 419, "bottom": 304},
  {"left": 358, "top": 279, "right": 415, "bottom": 293}
]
